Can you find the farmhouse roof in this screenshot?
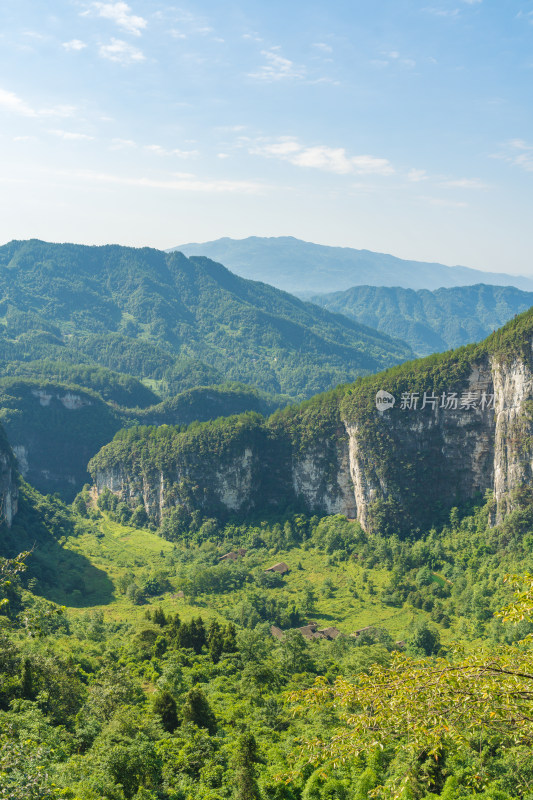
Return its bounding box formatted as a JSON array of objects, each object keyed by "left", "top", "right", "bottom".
[
  {"left": 219, "top": 548, "right": 247, "bottom": 561},
  {"left": 265, "top": 561, "right": 289, "bottom": 574}
]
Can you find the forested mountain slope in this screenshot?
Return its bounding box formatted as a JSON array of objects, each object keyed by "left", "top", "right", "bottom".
[
  {"left": 0, "top": 377, "right": 283, "bottom": 500},
  {"left": 91, "top": 308, "right": 533, "bottom": 536},
  {"left": 0, "top": 240, "right": 412, "bottom": 400},
  {"left": 310, "top": 283, "right": 533, "bottom": 356},
  {"left": 173, "top": 235, "right": 533, "bottom": 294}
]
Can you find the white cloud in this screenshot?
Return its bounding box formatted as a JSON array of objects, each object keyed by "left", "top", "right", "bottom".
[
  {"left": 68, "top": 169, "right": 265, "bottom": 194},
  {"left": 462, "top": 0, "right": 482, "bottom": 4},
  {"left": 145, "top": 144, "right": 199, "bottom": 158},
  {"left": 0, "top": 88, "right": 37, "bottom": 117},
  {"left": 495, "top": 139, "right": 533, "bottom": 172},
  {"left": 312, "top": 42, "right": 333, "bottom": 53},
  {"left": 98, "top": 38, "right": 145, "bottom": 63},
  {"left": 217, "top": 153, "right": 230, "bottom": 159},
  {"left": 62, "top": 39, "right": 87, "bottom": 51},
  {"left": 249, "top": 48, "right": 306, "bottom": 81},
  {"left": 251, "top": 136, "right": 395, "bottom": 176},
  {"left": 49, "top": 129, "right": 94, "bottom": 141},
  {"left": 110, "top": 137, "right": 137, "bottom": 149},
  {"left": 407, "top": 169, "right": 428, "bottom": 182},
  {"left": 40, "top": 104, "right": 77, "bottom": 118},
  {"left": 440, "top": 177, "right": 488, "bottom": 188},
  {"left": 88, "top": 2, "right": 147, "bottom": 36},
  {"left": 0, "top": 88, "right": 78, "bottom": 119},
  {"left": 420, "top": 195, "right": 468, "bottom": 207},
  {"left": 158, "top": 9, "right": 213, "bottom": 38}
]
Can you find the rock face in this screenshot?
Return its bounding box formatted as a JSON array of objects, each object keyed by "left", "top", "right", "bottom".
[
  {"left": 89, "top": 315, "right": 533, "bottom": 534},
  {"left": 0, "top": 429, "right": 18, "bottom": 527},
  {"left": 0, "top": 381, "right": 123, "bottom": 501}
]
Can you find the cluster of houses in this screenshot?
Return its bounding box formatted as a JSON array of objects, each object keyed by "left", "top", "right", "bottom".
[{"left": 270, "top": 622, "right": 405, "bottom": 646}]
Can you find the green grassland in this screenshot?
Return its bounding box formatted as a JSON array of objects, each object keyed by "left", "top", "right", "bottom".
[{"left": 54, "top": 512, "right": 461, "bottom": 647}]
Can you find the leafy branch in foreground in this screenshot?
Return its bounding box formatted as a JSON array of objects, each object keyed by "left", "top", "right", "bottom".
[
  {"left": 0, "top": 551, "right": 30, "bottom": 610},
  {"left": 288, "top": 575, "right": 533, "bottom": 798}
]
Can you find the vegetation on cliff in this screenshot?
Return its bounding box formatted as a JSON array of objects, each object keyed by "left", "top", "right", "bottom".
[
  {"left": 90, "top": 308, "right": 533, "bottom": 535},
  {"left": 0, "top": 376, "right": 286, "bottom": 501}
]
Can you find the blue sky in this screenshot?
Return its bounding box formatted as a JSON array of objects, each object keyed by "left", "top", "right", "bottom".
[{"left": 1, "top": 0, "right": 533, "bottom": 275}]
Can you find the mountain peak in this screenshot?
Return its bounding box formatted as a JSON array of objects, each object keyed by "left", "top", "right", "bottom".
[{"left": 171, "top": 236, "right": 533, "bottom": 295}]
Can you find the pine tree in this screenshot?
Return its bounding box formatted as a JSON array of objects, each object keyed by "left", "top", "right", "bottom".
[
  {"left": 20, "top": 657, "right": 34, "bottom": 700},
  {"left": 207, "top": 619, "right": 224, "bottom": 664},
  {"left": 153, "top": 690, "right": 178, "bottom": 732},
  {"left": 182, "top": 687, "right": 216, "bottom": 734},
  {"left": 223, "top": 622, "right": 238, "bottom": 653},
  {"left": 234, "top": 731, "right": 262, "bottom": 800},
  {"left": 152, "top": 607, "right": 167, "bottom": 627}
]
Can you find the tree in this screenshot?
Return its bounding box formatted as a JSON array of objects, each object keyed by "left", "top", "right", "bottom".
[
  {"left": 288, "top": 575, "right": 533, "bottom": 799},
  {"left": 182, "top": 687, "right": 216, "bottom": 734},
  {"left": 234, "top": 731, "right": 262, "bottom": 800},
  {"left": 407, "top": 621, "right": 440, "bottom": 656},
  {"left": 153, "top": 690, "right": 178, "bottom": 732},
  {"left": 279, "top": 630, "right": 315, "bottom": 675},
  {"left": 207, "top": 619, "right": 224, "bottom": 664}
]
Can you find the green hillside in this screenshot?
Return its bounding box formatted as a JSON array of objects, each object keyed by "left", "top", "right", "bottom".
[
  {"left": 0, "top": 240, "right": 412, "bottom": 400},
  {"left": 0, "top": 377, "right": 285, "bottom": 500},
  {"left": 310, "top": 283, "right": 533, "bottom": 356}
]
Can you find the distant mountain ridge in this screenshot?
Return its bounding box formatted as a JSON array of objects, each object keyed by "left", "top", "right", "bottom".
[
  {"left": 0, "top": 240, "right": 412, "bottom": 400},
  {"left": 309, "top": 284, "right": 533, "bottom": 356},
  {"left": 171, "top": 236, "right": 533, "bottom": 294}
]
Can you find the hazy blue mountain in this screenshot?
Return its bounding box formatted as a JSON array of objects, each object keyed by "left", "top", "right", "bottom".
[
  {"left": 309, "top": 283, "right": 533, "bottom": 356},
  {"left": 0, "top": 240, "right": 412, "bottom": 400},
  {"left": 171, "top": 236, "right": 533, "bottom": 294}
]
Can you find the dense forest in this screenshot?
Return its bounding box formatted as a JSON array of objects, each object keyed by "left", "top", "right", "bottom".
[
  {"left": 309, "top": 284, "right": 533, "bottom": 356},
  {"left": 2, "top": 478, "right": 533, "bottom": 799},
  {"left": 0, "top": 241, "right": 412, "bottom": 400},
  {"left": 1, "top": 243, "right": 533, "bottom": 799}
]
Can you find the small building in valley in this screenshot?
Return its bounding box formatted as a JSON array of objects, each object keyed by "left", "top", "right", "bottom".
[
  {"left": 272, "top": 622, "right": 342, "bottom": 641},
  {"left": 265, "top": 561, "right": 290, "bottom": 574},
  {"left": 219, "top": 548, "right": 247, "bottom": 561}
]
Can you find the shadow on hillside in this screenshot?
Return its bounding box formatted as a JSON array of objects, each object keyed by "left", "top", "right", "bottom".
[
  {"left": 36, "top": 542, "right": 115, "bottom": 608},
  {"left": 33, "top": 540, "right": 115, "bottom": 607},
  {"left": 2, "top": 527, "right": 115, "bottom": 608}
]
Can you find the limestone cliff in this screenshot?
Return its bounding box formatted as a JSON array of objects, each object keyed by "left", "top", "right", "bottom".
[
  {"left": 0, "top": 426, "right": 18, "bottom": 527},
  {"left": 89, "top": 311, "right": 533, "bottom": 534}
]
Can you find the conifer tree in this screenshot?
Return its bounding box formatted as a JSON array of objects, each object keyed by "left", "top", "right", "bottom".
[
  {"left": 153, "top": 690, "right": 178, "bottom": 732},
  {"left": 182, "top": 686, "right": 216, "bottom": 734},
  {"left": 234, "top": 731, "right": 262, "bottom": 800}
]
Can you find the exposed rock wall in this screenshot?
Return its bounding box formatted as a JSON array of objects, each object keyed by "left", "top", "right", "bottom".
[
  {"left": 89, "top": 335, "right": 533, "bottom": 533},
  {"left": 0, "top": 432, "right": 18, "bottom": 527}
]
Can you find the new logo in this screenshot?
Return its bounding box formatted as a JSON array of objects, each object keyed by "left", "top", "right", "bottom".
[{"left": 375, "top": 390, "right": 396, "bottom": 412}]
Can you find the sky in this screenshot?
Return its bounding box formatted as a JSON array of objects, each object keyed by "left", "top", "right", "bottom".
[{"left": 1, "top": 0, "right": 533, "bottom": 275}]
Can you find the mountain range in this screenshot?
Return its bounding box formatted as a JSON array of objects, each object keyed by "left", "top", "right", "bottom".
[
  {"left": 0, "top": 240, "right": 412, "bottom": 401},
  {"left": 172, "top": 236, "right": 533, "bottom": 294},
  {"left": 309, "top": 283, "right": 533, "bottom": 356}
]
